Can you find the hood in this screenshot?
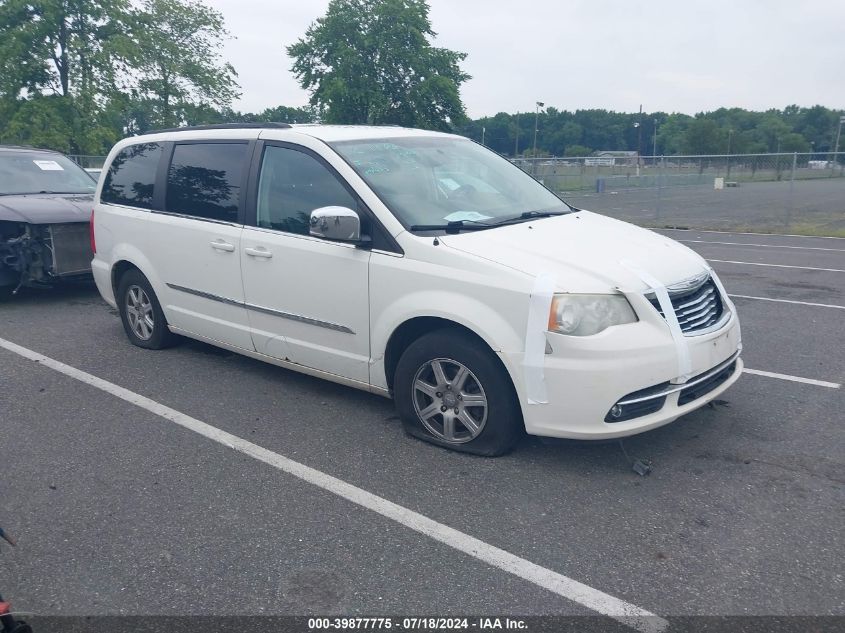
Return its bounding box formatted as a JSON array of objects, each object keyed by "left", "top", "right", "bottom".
[
  {"left": 0, "top": 193, "right": 94, "bottom": 224},
  {"left": 439, "top": 210, "right": 709, "bottom": 293}
]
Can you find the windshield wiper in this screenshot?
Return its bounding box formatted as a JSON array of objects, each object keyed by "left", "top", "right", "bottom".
[
  {"left": 37, "top": 190, "right": 90, "bottom": 194},
  {"left": 490, "top": 209, "right": 570, "bottom": 226},
  {"left": 409, "top": 219, "right": 494, "bottom": 233}
]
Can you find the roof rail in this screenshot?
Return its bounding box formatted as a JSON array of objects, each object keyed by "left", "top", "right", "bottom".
[{"left": 148, "top": 122, "right": 293, "bottom": 134}]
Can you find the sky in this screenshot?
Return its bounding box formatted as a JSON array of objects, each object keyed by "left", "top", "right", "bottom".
[{"left": 208, "top": 0, "right": 845, "bottom": 118}]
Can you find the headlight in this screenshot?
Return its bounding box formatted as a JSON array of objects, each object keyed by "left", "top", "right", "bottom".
[{"left": 548, "top": 294, "right": 637, "bottom": 336}]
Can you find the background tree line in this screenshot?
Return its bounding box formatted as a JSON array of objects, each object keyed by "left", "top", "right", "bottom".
[
  {"left": 0, "top": 0, "right": 841, "bottom": 159},
  {"left": 458, "top": 105, "right": 844, "bottom": 158}
]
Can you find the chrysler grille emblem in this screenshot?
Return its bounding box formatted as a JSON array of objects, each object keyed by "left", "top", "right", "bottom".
[{"left": 666, "top": 271, "right": 709, "bottom": 294}]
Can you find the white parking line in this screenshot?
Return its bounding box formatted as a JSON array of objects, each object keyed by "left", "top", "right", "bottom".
[
  {"left": 743, "top": 368, "right": 840, "bottom": 389},
  {"left": 657, "top": 228, "right": 845, "bottom": 240},
  {"left": 0, "top": 336, "right": 667, "bottom": 633},
  {"left": 680, "top": 239, "right": 845, "bottom": 253},
  {"left": 729, "top": 294, "right": 845, "bottom": 310},
  {"left": 708, "top": 259, "right": 845, "bottom": 273}
]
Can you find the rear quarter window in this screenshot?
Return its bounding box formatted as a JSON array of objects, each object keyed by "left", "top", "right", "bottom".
[
  {"left": 101, "top": 143, "right": 163, "bottom": 209},
  {"left": 165, "top": 143, "right": 247, "bottom": 223}
]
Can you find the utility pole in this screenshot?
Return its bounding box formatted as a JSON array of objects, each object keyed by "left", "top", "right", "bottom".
[
  {"left": 727, "top": 128, "right": 733, "bottom": 179},
  {"left": 533, "top": 101, "right": 544, "bottom": 159},
  {"left": 514, "top": 111, "right": 520, "bottom": 157},
  {"left": 637, "top": 104, "right": 643, "bottom": 170},
  {"left": 481, "top": 126, "right": 486, "bottom": 146},
  {"left": 653, "top": 118, "right": 658, "bottom": 158}
]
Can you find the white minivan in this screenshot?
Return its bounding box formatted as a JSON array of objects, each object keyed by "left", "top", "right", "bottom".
[{"left": 91, "top": 123, "right": 742, "bottom": 455}]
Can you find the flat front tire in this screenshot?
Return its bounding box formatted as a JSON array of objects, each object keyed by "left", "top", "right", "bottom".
[
  {"left": 116, "top": 269, "right": 177, "bottom": 349},
  {"left": 394, "top": 329, "right": 523, "bottom": 456}
]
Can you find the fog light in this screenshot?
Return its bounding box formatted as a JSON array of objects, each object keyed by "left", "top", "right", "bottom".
[{"left": 609, "top": 404, "right": 623, "bottom": 419}]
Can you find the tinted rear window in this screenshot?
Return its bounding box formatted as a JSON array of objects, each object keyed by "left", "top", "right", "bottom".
[
  {"left": 101, "top": 143, "right": 162, "bottom": 209},
  {"left": 165, "top": 143, "right": 247, "bottom": 223}
]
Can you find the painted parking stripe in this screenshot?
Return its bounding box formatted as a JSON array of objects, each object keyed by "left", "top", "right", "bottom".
[
  {"left": 743, "top": 368, "right": 840, "bottom": 389},
  {"left": 708, "top": 259, "right": 845, "bottom": 273},
  {"left": 0, "top": 336, "right": 667, "bottom": 633},
  {"left": 656, "top": 228, "right": 845, "bottom": 241},
  {"left": 679, "top": 239, "right": 845, "bottom": 252},
  {"left": 729, "top": 294, "right": 845, "bottom": 310}
]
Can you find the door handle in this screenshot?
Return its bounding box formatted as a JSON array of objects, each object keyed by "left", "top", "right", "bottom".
[
  {"left": 245, "top": 247, "right": 273, "bottom": 259},
  {"left": 210, "top": 239, "right": 236, "bottom": 252}
]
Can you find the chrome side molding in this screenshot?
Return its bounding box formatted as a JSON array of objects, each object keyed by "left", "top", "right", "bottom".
[{"left": 166, "top": 283, "right": 355, "bottom": 334}]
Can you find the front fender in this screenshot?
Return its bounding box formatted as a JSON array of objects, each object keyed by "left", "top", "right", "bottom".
[{"left": 370, "top": 289, "right": 529, "bottom": 392}]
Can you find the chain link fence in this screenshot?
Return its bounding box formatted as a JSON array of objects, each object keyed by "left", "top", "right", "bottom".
[
  {"left": 514, "top": 153, "right": 845, "bottom": 236},
  {"left": 68, "top": 152, "right": 845, "bottom": 236}
]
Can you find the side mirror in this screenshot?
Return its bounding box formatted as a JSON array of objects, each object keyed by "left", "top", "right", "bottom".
[{"left": 309, "top": 206, "right": 364, "bottom": 243}]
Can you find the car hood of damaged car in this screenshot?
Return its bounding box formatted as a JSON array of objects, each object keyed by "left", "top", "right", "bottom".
[{"left": 0, "top": 193, "right": 94, "bottom": 224}]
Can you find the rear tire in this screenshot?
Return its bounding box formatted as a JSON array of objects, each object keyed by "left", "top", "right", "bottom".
[
  {"left": 116, "top": 269, "right": 177, "bottom": 350},
  {"left": 394, "top": 329, "right": 523, "bottom": 456}
]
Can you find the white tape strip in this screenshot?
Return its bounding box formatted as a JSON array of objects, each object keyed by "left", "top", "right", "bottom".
[
  {"left": 524, "top": 272, "right": 556, "bottom": 404},
  {"left": 621, "top": 260, "right": 693, "bottom": 382}
]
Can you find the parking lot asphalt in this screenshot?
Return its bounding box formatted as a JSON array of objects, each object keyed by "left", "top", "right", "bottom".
[
  {"left": 567, "top": 178, "right": 845, "bottom": 235},
  {"left": 1, "top": 229, "right": 843, "bottom": 624}
]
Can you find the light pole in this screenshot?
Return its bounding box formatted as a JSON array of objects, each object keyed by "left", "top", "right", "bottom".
[
  {"left": 637, "top": 104, "right": 643, "bottom": 170},
  {"left": 834, "top": 115, "right": 845, "bottom": 165},
  {"left": 532, "top": 101, "right": 544, "bottom": 160},
  {"left": 514, "top": 111, "right": 520, "bottom": 157},
  {"left": 481, "top": 126, "right": 486, "bottom": 146},
  {"left": 727, "top": 128, "right": 733, "bottom": 179},
  {"left": 652, "top": 118, "right": 658, "bottom": 158},
  {"left": 633, "top": 122, "right": 641, "bottom": 176}
]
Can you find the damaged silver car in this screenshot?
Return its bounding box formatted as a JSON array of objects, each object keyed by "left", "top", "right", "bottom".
[{"left": 0, "top": 146, "right": 96, "bottom": 297}]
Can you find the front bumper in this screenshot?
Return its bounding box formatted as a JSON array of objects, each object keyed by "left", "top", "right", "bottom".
[{"left": 514, "top": 305, "right": 742, "bottom": 440}]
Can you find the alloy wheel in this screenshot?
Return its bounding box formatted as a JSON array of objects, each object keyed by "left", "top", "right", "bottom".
[
  {"left": 412, "top": 358, "right": 488, "bottom": 443},
  {"left": 125, "top": 285, "right": 154, "bottom": 341}
]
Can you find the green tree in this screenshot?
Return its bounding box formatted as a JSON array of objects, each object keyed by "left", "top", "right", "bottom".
[
  {"left": 125, "top": 0, "right": 240, "bottom": 129},
  {"left": 0, "top": 0, "right": 130, "bottom": 100},
  {"left": 655, "top": 114, "right": 692, "bottom": 156},
  {"left": 684, "top": 117, "right": 726, "bottom": 155},
  {"left": 0, "top": 0, "right": 132, "bottom": 152},
  {"left": 288, "top": 0, "right": 470, "bottom": 130},
  {"left": 1, "top": 97, "right": 74, "bottom": 151},
  {"left": 564, "top": 144, "right": 592, "bottom": 157}
]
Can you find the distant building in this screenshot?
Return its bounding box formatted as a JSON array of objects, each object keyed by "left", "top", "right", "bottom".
[{"left": 589, "top": 150, "right": 639, "bottom": 167}]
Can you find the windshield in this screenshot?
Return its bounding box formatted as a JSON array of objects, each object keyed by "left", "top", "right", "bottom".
[
  {"left": 330, "top": 136, "right": 570, "bottom": 229},
  {"left": 0, "top": 151, "right": 96, "bottom": 195}
]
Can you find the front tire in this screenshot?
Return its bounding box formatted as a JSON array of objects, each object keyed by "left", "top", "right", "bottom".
[
  {"left": 394, "top": 329, "right": 523, "bottom": 456},
  {"left": 116, "top": 269, "right": 177, "bottom": 349}
]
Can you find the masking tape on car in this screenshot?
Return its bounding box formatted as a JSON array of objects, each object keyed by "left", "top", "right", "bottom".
[
  {"left": 524, "top": 272, "right": 556, "bottom": 404},
  {"left": 621, "top": 260, "right": 694, "bottom": 382}
]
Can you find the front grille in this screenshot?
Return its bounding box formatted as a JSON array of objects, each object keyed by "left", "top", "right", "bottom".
[
  {"left": 648, "top": 276, "right": 725, "bottom": 334},
  {"left": 678, "top": 360, "right": 737, "bottom": 406}
]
